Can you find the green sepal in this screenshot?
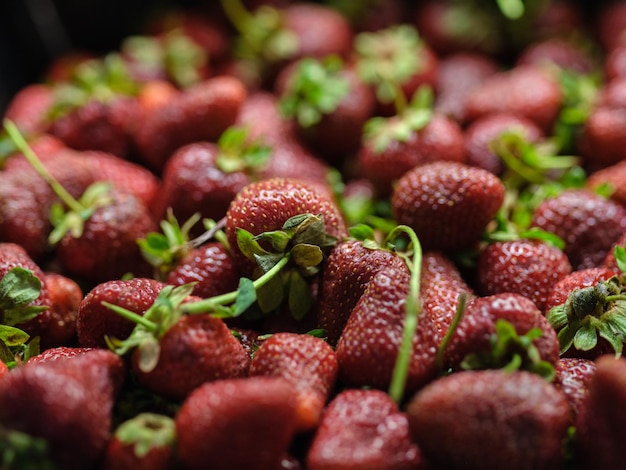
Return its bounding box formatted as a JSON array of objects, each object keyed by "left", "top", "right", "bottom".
[
  {"left": 573, "top": 321, "right": 599, "bottom": 352},
  {"left": 237, "top": 228, "right": 271, "bottom": 261},
  {"left": 615, "top": 245, "right": 626, "bottom": 274},
  {"left": 215, "top": 125, "right": 271, "bottom": 174},
  {"left": 114, "top": 413, "right": 176, "bottom": 459},
  {"left": 255, "top": 271, "right": 284, "bottom": 314},
  {"left": 0, "top": 267, "right": 48, "bottom": 326},
  {"left": 0, "top": 429, "right": 54, "bottom": 470},
  {"left": 287, "top": 271, "right": 313, "bottom": 320},
  {"left": 233, "top": 277, "right": 257, "bottom": 317},
  {"left": 0, "top": 325, "right": 30, "bottom": 348},
  {"left": 291, "top": 244, "right": 323, "bottom": 269}
]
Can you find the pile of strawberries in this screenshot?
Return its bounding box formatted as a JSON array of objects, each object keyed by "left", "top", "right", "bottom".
[{"left": 4, "top": 0, "right": 626, "bottom": 468}]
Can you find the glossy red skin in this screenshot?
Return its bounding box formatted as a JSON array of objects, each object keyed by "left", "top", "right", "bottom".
[
  {"left": 40, "top": 272, "right": 82, "bottom": 349},
  {"left": 316, "top": 240, "right": 408, "bottom": 345},
  {"left": 132, "top": 314, "right": 250, "bottom": 401},
  {"left": 604, "top": 46, "right": 626, "bottom": 80},
  {"left": 575, "top": 355, "right": 626, "bottom": 470},
  {"left": 27, "top": 346, "right": 95, "bottom": 364},
  {"left": 595, "top": 0, "right": 626, "bottom": 52},
  {"left": 407, "top": 369, "right": 572, "bottom": 470},
  {"left": 306, "top": 389, "right": 426, "bottom": 470},
  {"left": 531, "top": 189, "right": 626, "bottom": 271},
  {"left": 392, "top": 161, "right": 505, "bottom": 253},
  {"left": 77, "top": 277, "right": 166, "bottom": 348},
  {"left": 103, "top": 438, "right": 174, "bottom": 470},
  {"left": 3, "top": 83, "right": 54, "bottom": 135},
  {"left": 134, "top": 75, "right": 247, "bottom": 173},
  {"left": 249, "top": 332, "right": 338, "bottom": 432},
  {"left": 555, "top": 357, "right": 597, "bottom": 419},
  {"left": 359, "top": 114, "right": 466, "bottom": 196},
  {"left": 0, "top": 349, "right": 125, "bottom": 470},
  {"left": 442, "top": 293, "right": 561, "bottom": 371},
  {"left": 477, "top": 239, "right": 572, "bottom": 312},
  {"left": 175, "top": 376, "right": 298, "bottom": 470},
  {"left": 578, "top": 106, "right": 626, "bottom": 172},
  {"left": 586, "top": 159, "right": 626, "bottom": 207}
]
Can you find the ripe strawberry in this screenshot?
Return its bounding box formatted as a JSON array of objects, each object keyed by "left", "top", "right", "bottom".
[
  {"left": 595, "top": 0, "right": 626, "bottom": 52},
  {"left": 54, "top": 188, "right": 157, "bottom": 282},
  {"left": 586, "top": 159, "right": 626, "bottom": 207},
  {"left": 306, "top": 389, "right": 426, "bottom": 470},
  {"left": 464, "top": 113, "right": 544, "bottom": 175},
  {"left": 27, "top": 346, "right": 95, "bottom": 364},
  {"left": 516, "top": 37, "right": 596, "bottom": 74},
  {"left": 225, "top": 177, "right": 347, "bottom": 275},
  {"left": 442, "top": 293, "right": 560, "bottom": 373},
  {"left": 2, "top": 84, "right": 54, "bottom": 136},
  {"left": 604, "top": 45, "right": 626, "bottom": 80},
  {"left": 102, "top": 413, "right": 176, "bottom": 470},
  {"left": 335, "top": 263, "right": 439, "bottom": 395},
  {"left": 530, "top": 188, "right": 626, "bottom": 270},
  {"left": 554, "top": 356, "right": 596, "bottom": 419},
  {"left": 133, "top": 75, "right": 247, "bottom": 172},
  {"left": 464, "top": 65, "right": 563, "bottom": 133},
  {"left": 77, "top": 277, "right": 166, "bottom": 348},
  {"left": 175, "top": 376, "right": 299, "bottom": 470},
  {"left": 392, "top": 161, "right": 505, "bottom": 253},
  {"left": 434, "top": 51, "right": 500, "bottom": 124},
  {"left": 476, "top": 238, "right": 572, "bottom": 311},
  {"left": 604, "top": 232, "right": 626, "bottom": 273},
  {"left": 248, "top": 332, "right": 338, "bottom": 432},
  {"left": 40, "top": 272, "right": 82, "bottom": 349},
  {"left": 406, "top": 369, "right": 572, "bottom": 470},
  {"left": 575, "top": 355, "right": 626, "bottom": 470},
  {"left": 0, "top": 348, "right": 125, "bottom": 470},
  {"left": 316, "top": 239, "right": 408, "bottom": 345}
]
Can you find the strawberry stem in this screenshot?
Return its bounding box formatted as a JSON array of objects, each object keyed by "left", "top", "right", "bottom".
[
  {"left": 387, "top": 225, "right": 422, "bottom": 404},
  {"left": 220, "top": 0, "right": 254, "bottom": 35},
  {"left": 435, "top": 292, "right": 469, "bottom": 373},
  {"left": 101, "top": 301, "right": 158, "bottom": 332},
  {"left": 3, "top": 119, "right": 84, "bottom": 214}
]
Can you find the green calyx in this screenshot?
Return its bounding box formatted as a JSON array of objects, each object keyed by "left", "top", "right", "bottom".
[
  {"left": 0, "top": 428, "right": 54, "bottom": 470},
  {"left": 279, "top": 56, "right": 351, "bottom": 128},
  {"left": 114, "top": 412, "right": 176, "bottom": 459},
  {"left": 215, "top": 125, "right": 272, "bottom": 175},
  {"left": 547, "top": 277, "right": 626, "bottom": 357}
]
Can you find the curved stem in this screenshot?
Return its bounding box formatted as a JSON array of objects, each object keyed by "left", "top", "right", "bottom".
[
  {"left": 3, "top": 119, "right": 84, "bottom": 214},
  {"left": 387, "top": 225, "right": 422, "bottom": 404},
  {"left": 435, "top": 292, "right": 469, "bottom": 372},
  {"left": 101, "top": 301, "right": 158, "bottom": 332},
  {"left": 220, "top": 0, "right": 254, "bottom": 35},
  {"left": 182, "top": 254, "right": 290, "bottom": 315}
]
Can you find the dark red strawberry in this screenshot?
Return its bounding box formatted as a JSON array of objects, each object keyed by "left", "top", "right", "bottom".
[
  {"left": 464, "top": 113, "right": 544, "bottom": 175},
  {"left": 1, "top": 133, "right": 66, "bottom": 172},
  {"left": 175, "top": 376, "right": 299, "bottom": 470},
  {"left": 102, "top": 413, "right": 176, "bottom": 470},
  {"left": 464, "top": 65, "right": 563, "bottom": 133},
  {"left": 577, "top": 106, "right": 626, "bottom": 172},
  {"left": 441, "top": 293, "right": 560, "bottom": 374},
  {"left": 604, "top": 45, "right": 626, "bottom": 81},
  {"left": 316, "top": 239, "right": 408, "bottom": 345},
  {"left": 406, "top": 369, "right": 572, "bottom": 470},
  {"left": 575, "top": 354, "right": 626, "bottom": 470},
  {"left": 133, "top": 75, "right": 247, "bottom": 172},
  {"left": 248, "top": 332, "right": 337, "bottom": 432},
  {"left": 604, "top": 232, "right": 626, "bottom": 273},
  {"left": 476, "top": 238, "right": 572, "bottom": 311},
  {"left": 434, "top": 51, "right": 500, "bottom": 124},
  {"left": 40, "top": 272, "right": 82, "bottom": 349},
  {"left": 306, "top": 389, "right": 427, "bottom": 470},
  {"left": 27, "top": 346, "right": 95, "bottom": 364},
  {"left": 595, "top": 0, "right": 626, "bottom": 52},
  {"left": 516, "top": 37, "right": 596, "bottom": 74},
  {"left": 554, "top": 356, "right": 596, "bottom": 419},
  {"left": 0, "top": 348, "right": 125, "bottom": 470},
  {"left": 2, "top": 84, "right": 54, "bottom": 136},
  {"left": 392, "top": 161, "right": 505, "bottom": 253},
  {"left": 77, "top": 277, "right": 166, "bottom": 348},
  {"left": 530, "top": 188, "right": 626, "bottom": 270},
  {"left": 586, "top": 159, "right": 626, "bottom": 207}
]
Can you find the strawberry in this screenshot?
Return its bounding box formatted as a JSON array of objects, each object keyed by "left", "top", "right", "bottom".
[
  {"left": 406, "top": 369, "right": 572, "bottom": 470},
  {"left": 102, "top": 413, "right": 176, "bottom": 470},
  {"left": 575, "top": 354, "right": 626, "bottom": 470},
  {"left": 586, "top": 158, "right": 626, "bottom": 207},
  {"left": 27, "top": 346, "right": 95, "bottom": 364},
  {"left": 2, "top": 84, "right": 54, "bottom": 136},
  {"left": 434, "top": 51, "right": 500, "bottom": 124},
  {"left": 225, "top": 177, "right": 347, "bottom": 276},
  {"left": 316, "top": 238, "right": 408, "bottom": 345},
  {"left": 476, "top": 238, "right": 572, "bottom": 311},
  {"left": 516, "top": 37, "right": 596, "bottom": 74},
  {"left": 391, "top": 161, "right": 505, "bottom": 253},
  {"left": 305, "top": 389, "right": 427, "bottom": 470},
  {"left": 174, "top": 376, "right": 299, "bottom": 470},
  {"left": 248, "top": 332, "right": 338, "bottom": 432},
  {"left": 77, "top": 277, "right": 166, "bottom": 348},
  {"left": 604, "top": 45, "right": 626, "bottom": 81},
  {"left": 554, "top": 356, "right": 596, "bottom": 419},
  {"left": 604, "top": 232, "right": 626, "bottom": 273},
  {"left": 464, "top": 113, "right": 544, "bottom": 175},
  {"left": 464, "top": 65, "right": 563, "bottom": 133},
  {"left": 530, "top": 188, "right": 626, "bottom": 270},
  {"left": 133, "top": 75, "right": 247, "bottom": 172},
  {"left": 441, "top": 293, "right": 560, "bottom": 375},
  {"left": 0, "top": 348, "right": 125, "bottom": 470},
  {"left": 40, "top": 272, "right": 82, "bottom": 349},
  {"left": 595, "top": 0, "right": 626, "bottom": 52}
]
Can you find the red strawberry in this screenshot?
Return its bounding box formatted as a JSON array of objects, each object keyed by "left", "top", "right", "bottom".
[
  {"left": 441, "top": 292, "right": 560, "bottom": 373},
  {"left": 175, "top": 376, "right": 299, "bottom": 470},
  {"left": 530, "top": 188, "right": 626, "bottom": 270},
  {"left": 464, "top": 113, "right": 544, "bottom": 175},
  {"left": 77, "top": 277, "right": 166, "bottom": 348},
  {"left": 575, "top": 354, "right": 626, "bottom": 470},
  {"left": 604, "top": 45, "right": 626, "bottom": 81},
  {"left": 225, "top": 177, "right": 347, "bottom": 275},
  {"left": 434, "top": 51, "right": 500, "bottom": 124},
  {"left": 464, "top": 65, "right": 563, "bottom": 133},
  {"left": 306, "top": 389, "right": 427, "bottom": 470},
  {"left": 516, "top": 37, "right": 596, "bottom": 74},
  {"left": 476, "top": 238, "right": 572, "bottom": 311},
  {"left": 248, "top": 332, "right": 338, "bottom": 432},
  {"left": 604, "top": 232, "right": 626, "bottom": 273},
  {"left": 0, "top": 348, "right": 125, "bottom": 470},
  {"left": 2, "top": 84, "right": 54, "bottom": 136},
  {"left": 554, "top": 357, "right": 597, "bottom": 419},
  {"left": 595, "top": 0, "right": 626, "bottom": 52},
  {"left": 102, "top": 413, "right": 176, "bottom": 470},
  {"left": 316, "top": 239, "right": 408, "bottom": 345},
  {"left": 406, "top": 369, "right": 572, "bottom": 470},
  {"left": 40, "top": 272, "right": 82, "bottom": 349},
  {"left": 133, "top": 75, "right": 247, "bottom": 172},
  {"left": 27, "top": 346, "right": 95, "bottom": 364},
  {"left": 586, "top": 159, "right": 626, "bottom": 207},
  {"left": 392, "top": 161, "right": 505, "bottom": 253}
]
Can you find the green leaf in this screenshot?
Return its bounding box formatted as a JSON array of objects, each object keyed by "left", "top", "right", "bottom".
[
  {"left": 0, "top": 267, "right": 42, "bottom": 309},
  {"left": 0, "top": 340, "right": 15, "bottom": 365},
  {"left": 597, "top": 320, "right": 623, "bottom": 357},
  {"left": 254, "top": 253, "right": 285, "bottom": 273},
  {"left": 237, "top": 228, "right": 270, "bottom": 261},
  {"left": 573, "top": 322, "right": 598, "bottom": 351},
  {"left": 233, "top": 278, "right": 257, "bottom": 317},
  {"left": 348, "top": 224, "right": 376, "bottom": 242},
  {"left": 615, "top": 245, "right": 626, "bottom": 274},
  {"left": 0, "top": 325, "right": 30, "bottom": 347},
  {"left": 291, "top": 244, "right": 323, "bottom": 269},
  {"left": 288, "top": 271, "right": 313, "bottom": 320},
  {"left": 254, "top": 230, "right": 291, "bottom": 253},
  {"left": 256, "top": 271, "right": 284, "bottom": 314},
  {"left": 137, "top": 336, "right": 161, "bottom": 373}
]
